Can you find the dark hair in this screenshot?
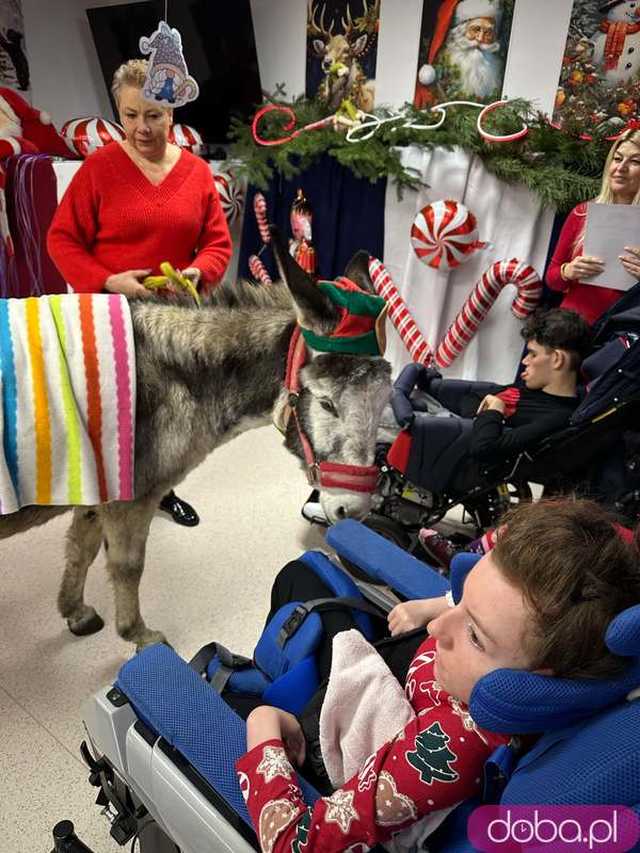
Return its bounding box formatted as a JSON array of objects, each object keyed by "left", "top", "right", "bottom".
[
  {"left": 521, "top": 309, "right": 592, "bottom": 370},
  {"left": 493, "top": 499, "right": 640, "bottom": 680}
]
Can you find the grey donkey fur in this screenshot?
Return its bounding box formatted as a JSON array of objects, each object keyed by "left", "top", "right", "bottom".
[{"left": 0, "top": 236, "right": 391, "bottom": 650}]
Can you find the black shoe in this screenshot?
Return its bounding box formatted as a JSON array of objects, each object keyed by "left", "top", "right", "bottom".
[{"left": 159, "top": 490, "right": 200, "bottom": 527}]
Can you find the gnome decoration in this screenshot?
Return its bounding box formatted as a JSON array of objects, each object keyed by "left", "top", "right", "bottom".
[
  {"left": 592, "top": 1, "right": 640, "bottom": 85},
  {"left": 289, "top": 189, "right": 317, "bottom": 277},
  {"left": 139, "top": 21, "right": 199, "bottom": 108},
  {"left": 0, "top": 87, "right": 71, "bottom": 166}
]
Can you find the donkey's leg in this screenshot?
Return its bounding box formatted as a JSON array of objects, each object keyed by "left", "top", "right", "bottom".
[
  {"left": 101, "top": 498, "right": 167, "bottom": 650},
  {"left": 58, "top": 508, "right": 105, "bottom": 636}
]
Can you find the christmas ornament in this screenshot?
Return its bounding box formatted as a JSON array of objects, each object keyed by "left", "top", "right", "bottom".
[
  {"left": 434, "top": 258, "right": 541, "bottom": 368},
  {"left": 213, "top": 170, "right": 244, "bottom": 224},
  {"left": 368, "top": 257, "right": 433, "bottom": 365},
  {"left": 248, "top": 254, "right": 273, "bottom": 285},
  {"left": 139, "top": 21, "right": 199, "bottom": 108},
  {"left": 254, "top": 192, "right": 271, "bottom": 244},
  {"left": 251, "top": 103, "right": 336, "bottom": 146},
  {"left": 168, "top": 123, "right": 202, "bottom": 154},
  {"left": 411, "top": 199, "right": 486, "bottom": 271},
  {"left": 60, "top": 117, "right": 125, "bottom": 157},
  {"left": 289, "top": 189, "right": 317, "bottom": 276}
]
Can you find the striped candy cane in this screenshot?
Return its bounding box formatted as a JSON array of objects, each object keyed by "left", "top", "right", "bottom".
[
  {"left": 248, "top": 254, "right": 273, "bottom": 285},
  {"left": 254, "top": 192, "right": 271, "bottom": 244},
  {"left": 368, "top": 257, "right": 434, "bottom": 366},
  {"left": 435, "top": 258, "right": 542, "bottom": 368}
]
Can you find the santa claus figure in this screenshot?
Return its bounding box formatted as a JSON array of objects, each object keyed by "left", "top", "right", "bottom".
[
  {"left": 415, "top": 0, "right": 504, "bottom": 107},
  {"left": 0, "top": 87, "right": 71, "bottom": 165},
  {"left": 592, "top": 0, "right": 640, "bottom": 85}
]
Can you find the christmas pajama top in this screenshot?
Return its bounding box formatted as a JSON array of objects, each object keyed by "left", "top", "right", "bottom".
[
  {"left": 235, "top": 636, "right": 510, "bottom": 853},
  {"left": 46, "top": 143, "right": 232, "bottom": 294}
]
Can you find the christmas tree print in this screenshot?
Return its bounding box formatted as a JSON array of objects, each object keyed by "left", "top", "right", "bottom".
[
  {"left": 291, "top": 809, "right": 311, "bottom": 852},
  {"left": 406, "top": 721, "right": 459, "bottom": 785}
]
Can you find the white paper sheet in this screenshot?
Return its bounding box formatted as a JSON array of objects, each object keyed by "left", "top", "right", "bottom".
[{"left": 583, "top": 202, "right": 640, "bottom": 290}]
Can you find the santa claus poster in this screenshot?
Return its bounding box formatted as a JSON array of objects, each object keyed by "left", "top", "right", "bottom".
[
  {"left": 553, "top": 1, "right": 640, "bottom": 133},
  {"left": 0, "top": 0, "right": 29, "bottom": 92},
  {"left": 413, "top": 0, "right": 516, "bottom": 108},
  {"left": 306, "top": 0, "right": 380, "bottom": 112}
]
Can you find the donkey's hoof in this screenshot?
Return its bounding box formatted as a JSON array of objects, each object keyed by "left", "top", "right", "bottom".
[
  {"left": 67, "top": 607, "right": 105, "bottom": 636},
  {"left": 135, "top": 629, "right": 169, "bottom": 652}
]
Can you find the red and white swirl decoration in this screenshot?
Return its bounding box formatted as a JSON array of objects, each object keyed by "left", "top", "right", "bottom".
[
  {"left": 435, "top": 259, "right": 542, "bottom": 368},
  {"left": 213, "top": 170, "right": 244, "bottom": 224},
  {"left": 168, "top": 123, "right": 203, "bottom": 155},
  {"left": 368, "top": 257, "right": 433, "bottom": 366},
  {"left": 60, "top": 117, "right": 125, "bottom": 158},
  {"left": 411, "top": 199, "right": 486, "bottom": 271},
  {"left": 254, "top": 192, "right": 271, "bottom": 244},
  {"left": 248, "top": 254, "right": 272, "bottom": 285}
]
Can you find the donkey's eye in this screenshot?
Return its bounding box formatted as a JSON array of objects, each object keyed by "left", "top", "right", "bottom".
[{"left": 320, "top": 399, "right": 338, "bottom": 416}]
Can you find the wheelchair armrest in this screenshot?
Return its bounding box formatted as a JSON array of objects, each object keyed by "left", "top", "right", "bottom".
[
  {"left": 326, "top": 519, "right": 451, "bottom": 601},
  {"left": 116, "top": 644, "right": 320, "bottom": 828}
]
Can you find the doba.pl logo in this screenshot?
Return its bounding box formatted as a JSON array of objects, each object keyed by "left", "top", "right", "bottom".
[{"left": 468, "top": 806, "right": 640, "bottom": 852}]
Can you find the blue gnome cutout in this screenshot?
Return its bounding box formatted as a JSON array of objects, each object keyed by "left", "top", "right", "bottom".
[{"left": 139, "top": 21, "right": 199, "bottom": 108}]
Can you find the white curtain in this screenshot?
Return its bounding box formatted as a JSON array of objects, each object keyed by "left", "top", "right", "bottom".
[{"left": 382, "top": 146, "right": 555, "bottom": 385}]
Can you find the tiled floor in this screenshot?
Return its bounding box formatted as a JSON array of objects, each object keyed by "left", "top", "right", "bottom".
[{"left": 0, "top": 425, "right": 325, "bottom": 852}]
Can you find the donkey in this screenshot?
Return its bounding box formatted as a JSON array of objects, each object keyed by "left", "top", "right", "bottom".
[{"left": 0, "top": 234, "right": 391, "bottom": 650}]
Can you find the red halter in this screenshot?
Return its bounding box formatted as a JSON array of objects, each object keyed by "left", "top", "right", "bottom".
[{"left": 284, "top": 327, "right": 379, "bottom": 494}]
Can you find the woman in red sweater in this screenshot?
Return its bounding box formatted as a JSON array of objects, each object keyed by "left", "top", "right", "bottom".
[
  {"left": 48, "top": 59, "right": 232, "bottom": 525},
  {"left": 546, "top": 128, "right": 640, "bottom": 325}
]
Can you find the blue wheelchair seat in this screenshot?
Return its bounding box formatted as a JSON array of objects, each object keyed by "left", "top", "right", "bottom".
[{"left": 113, "top": 520, "right": 640, "bottom": 852}]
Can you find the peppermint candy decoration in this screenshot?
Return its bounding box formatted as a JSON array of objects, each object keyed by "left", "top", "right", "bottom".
[
  {"left": 368, "top": 257, "right": 433, "bottom": 366},
  {"left": 248, "top": 254, "right": 272, "bottom": 285},
  {"left": 60, "top": 116, "right": 125, "bottom": 158},
  {"left": 435, "top": 258, "right": 542, "bottom": 368},
  {"left": 254, "top": 192, "right": 271, "bottom": 244},
  {"left": 168, "top": 123, "right": 203, "bottom": 155},
  {"left": 213, "top": 170, "right": 244, "bottom": 224},
  {"left": 411, "top": 199, "right": 486, "bottom": 271}
]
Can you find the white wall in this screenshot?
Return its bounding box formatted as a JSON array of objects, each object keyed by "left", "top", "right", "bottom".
[{"left": 25, "top": 0, "right": 574, "bottom": 129}]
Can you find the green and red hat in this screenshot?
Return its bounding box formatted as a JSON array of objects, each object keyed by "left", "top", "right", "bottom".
[{"left": 300, "top": 276, "right": 388, "bottom": 356}]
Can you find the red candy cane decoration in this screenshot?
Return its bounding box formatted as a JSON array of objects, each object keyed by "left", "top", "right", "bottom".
[
  {"left": 248, "top": 254, "right": 273, "bottom": 285},
  {"left": 435, "top": 259, "right": 542, "bottom": 368},
  {"left": 254, "top": 192, "right": 271, "bottom": 244},
  {"left": 368, "top": 257, "right": 434, "bottom": 366}
]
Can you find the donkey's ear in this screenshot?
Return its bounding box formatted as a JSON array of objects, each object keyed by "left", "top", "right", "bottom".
[
  {"left": 343, "top": 250, "right": 376, "bottom": 294},
  {"left": 270, "top": 225, "right": 339, "bottom": 333}
]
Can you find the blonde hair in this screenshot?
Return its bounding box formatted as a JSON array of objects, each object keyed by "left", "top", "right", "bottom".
[{"left": 111, "top": 59, "right": 149, "bottom": 104}]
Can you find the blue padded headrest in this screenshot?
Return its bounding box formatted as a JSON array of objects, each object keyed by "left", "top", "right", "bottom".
[{"left": 445, "top": 552, "right": 640, "bottom": 734}]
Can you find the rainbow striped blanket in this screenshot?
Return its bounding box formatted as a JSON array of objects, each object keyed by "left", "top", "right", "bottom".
[{"left": 0, "top": 294, "right": 136, "bottom": 514}]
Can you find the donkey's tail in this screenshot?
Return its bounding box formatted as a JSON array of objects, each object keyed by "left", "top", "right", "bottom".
[{"left": 0, "top": 505, "right": 70, "bottom": 540}]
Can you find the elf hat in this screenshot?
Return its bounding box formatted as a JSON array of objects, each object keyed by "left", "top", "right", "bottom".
[
  {"left": 300, "top": 276, "right": 388, "bottom": 357},
  {"left": 427, "top": 0, "right": 502, "bottom": 65},
  {"left": 0, "top": 87, "right": 70, "bottom": 157}
]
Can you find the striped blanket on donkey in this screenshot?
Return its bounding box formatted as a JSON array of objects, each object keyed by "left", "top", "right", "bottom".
[{"left": 0, "top": 294, "right": 135, "bottom": 515}]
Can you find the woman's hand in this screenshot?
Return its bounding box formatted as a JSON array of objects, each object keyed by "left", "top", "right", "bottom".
[
  {"left": 477, "top": 394, "right": 506, "bottom": 415},
  {"left": 620, "top": 246, "right": 640, "bottom": 280},
  {"left": 105, "top": 269, "right": 153, "bottom": 299},
  {"left": 246, "top": 706, "right": 306, "bottom": 767},
  {"left": 562, "top": 255, "right": 604, "bottom": 281},
  {"left": 180, "top": 266, "right": 202, "bottom": 288},
  {"left": 388, "top": 596, "right": 449, "bottom": 637}
]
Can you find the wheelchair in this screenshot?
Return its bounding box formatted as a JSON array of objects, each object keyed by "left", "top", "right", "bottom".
[{"left": 77, "top": 519, "right": 640, "bottom": 852}]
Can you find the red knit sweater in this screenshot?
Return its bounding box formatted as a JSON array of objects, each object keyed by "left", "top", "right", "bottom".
[
  {"left": 545, "top": 203, "right": 621, "bottom": 325},
  {"left": 46, "top": 143, "right": 232, "bottom": 294}
]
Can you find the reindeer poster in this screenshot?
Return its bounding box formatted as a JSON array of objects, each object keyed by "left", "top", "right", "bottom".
[
  {"left": 553, "top": 1, "right": 640, "bottom": 134},
  {"left": 306, "top": 0, "right": 380, "bottom": 113},
  {"left": 0, "top": 0, "right": 29, "bottom": 92},
  {"left": 413, "top": 0, "right": 516, "bottom": 109}
]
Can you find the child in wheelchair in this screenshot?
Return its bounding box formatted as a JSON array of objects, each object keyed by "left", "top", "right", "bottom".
[{"left": 233, "top": 499, "right": 640, "bottom": 853}]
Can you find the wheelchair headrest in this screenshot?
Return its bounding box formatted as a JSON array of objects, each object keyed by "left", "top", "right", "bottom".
[
  {"left": 449, "top": 553, "right": 640, "bottom": 734},
  {"left": 580, "top": 337, "right": 628, "bottom": 386}
]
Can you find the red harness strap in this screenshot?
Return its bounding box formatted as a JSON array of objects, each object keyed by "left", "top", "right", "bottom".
[{"left": 284, "top": 327, "right": 379, "bottom": 493}]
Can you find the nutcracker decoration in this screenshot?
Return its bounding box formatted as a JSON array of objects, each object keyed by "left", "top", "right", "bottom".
[{"left": 289, "top": 189, "right": 317, "bottom": 278}]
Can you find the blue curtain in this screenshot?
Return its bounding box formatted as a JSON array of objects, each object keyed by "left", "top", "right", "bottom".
[{"left": 238, "top": 154, "right": 386, "bottom": 282}]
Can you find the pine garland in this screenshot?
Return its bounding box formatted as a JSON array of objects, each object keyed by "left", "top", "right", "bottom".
[{"left": 228, "top": 97, "right": 611, "bottom": 211}]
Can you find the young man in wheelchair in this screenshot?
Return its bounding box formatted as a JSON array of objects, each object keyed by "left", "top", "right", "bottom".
[{"left": 232, "top": 499, "right": 640, "bottom": 853}]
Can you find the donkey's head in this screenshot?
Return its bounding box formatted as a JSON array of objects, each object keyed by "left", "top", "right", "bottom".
[{"left": 271, "top": 228, "right": 391, "bottom": 523}]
